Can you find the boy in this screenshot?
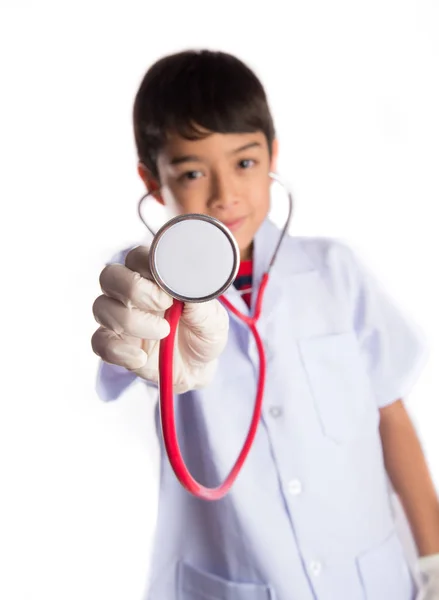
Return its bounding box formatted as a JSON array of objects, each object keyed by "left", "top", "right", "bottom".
[{"left": 92, "top": 50, "right": 439, "bottom": 599}]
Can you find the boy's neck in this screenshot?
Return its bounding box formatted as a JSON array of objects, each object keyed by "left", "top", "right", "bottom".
[{"left": 240, "top": 242, "right": 254, "bottom": 262}]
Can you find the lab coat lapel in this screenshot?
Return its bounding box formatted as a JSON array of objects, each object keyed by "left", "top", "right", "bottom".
[{"left": 250, "top": 219, "right": 284, "bottom": 324}]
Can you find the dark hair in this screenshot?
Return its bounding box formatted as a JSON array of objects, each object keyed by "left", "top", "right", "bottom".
[{"left": 133, "top": 49, "right": 276, "bottom": 180}]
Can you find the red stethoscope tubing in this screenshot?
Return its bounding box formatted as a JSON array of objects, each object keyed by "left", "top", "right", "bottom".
[{"left": 158, "top": 273, "right": 269, "bottom": 501}]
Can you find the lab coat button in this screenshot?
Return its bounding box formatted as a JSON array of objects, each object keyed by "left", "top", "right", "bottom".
[
  {"left": 288, "top": 479, "right": 302, "bottom": 496},
  {"left": 269, "top": 406, "right": 283, "bottom": 418},
  {"left": 309, "top": 561, "right": 322, "bottom": 577}
]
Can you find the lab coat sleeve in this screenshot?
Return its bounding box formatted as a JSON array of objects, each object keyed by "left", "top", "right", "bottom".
[
  {"left": 333, "top": 241, "right": 429, "bottom": 409},
  {"left": 96, "top": 360, "right": 159, "bottom": 402},
  {"left": 96, "top": 360, "right": 140, "bottom": 402}
]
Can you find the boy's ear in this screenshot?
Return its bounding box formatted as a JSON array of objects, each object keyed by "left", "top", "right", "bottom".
[
  {"left": 270, "top": 139, "right": 279, "bottom": 173},
  {"left": 137, "top": 162, "right": 164, "bottom": 205}
]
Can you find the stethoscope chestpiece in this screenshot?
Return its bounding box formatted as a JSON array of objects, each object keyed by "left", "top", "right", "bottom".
[{"left": 148, "top": 213, "right": 240, "bottom": 303}]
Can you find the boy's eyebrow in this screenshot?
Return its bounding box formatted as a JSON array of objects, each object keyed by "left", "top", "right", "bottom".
[
  {"left": 229, "top": 141, "right": 262, "bottom": 155},
  {"left": 169, "top": 154, "right": 202, "bottom": 166},
  {"left": 169, "top": 141, "right": 262, "bottom": 166}
]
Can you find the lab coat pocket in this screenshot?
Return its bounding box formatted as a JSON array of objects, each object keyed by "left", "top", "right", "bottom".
[
  {"left": 177, "top": 561, "right": 276, "bottom": 600},
  {"left": 298, "top": 332, "right": 378, "bottom": 444},
  {"left": 356, "top": 531, "right": 417, "bottom": 599}
]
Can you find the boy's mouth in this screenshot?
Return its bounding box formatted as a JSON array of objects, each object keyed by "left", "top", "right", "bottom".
[{"left": 221, "top": 217, "right": 246, "bottom": 232}]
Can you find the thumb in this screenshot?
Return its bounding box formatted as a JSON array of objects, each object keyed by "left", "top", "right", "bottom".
[{"left": 179, "top": 299, "right": 229, "bottom": 365}]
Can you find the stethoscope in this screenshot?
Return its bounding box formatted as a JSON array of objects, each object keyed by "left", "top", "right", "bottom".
[{"left": 137, "top": 172, "right": 293, "bottom": 501}]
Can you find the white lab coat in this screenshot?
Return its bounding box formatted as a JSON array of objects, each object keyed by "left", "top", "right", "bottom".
[{"left": 97, "top": 219, "right": 428, "bottom": 599}]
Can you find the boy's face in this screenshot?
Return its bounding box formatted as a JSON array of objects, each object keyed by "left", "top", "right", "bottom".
[{"left": 138, "top": 131, "right": 278, "bottom": 260}]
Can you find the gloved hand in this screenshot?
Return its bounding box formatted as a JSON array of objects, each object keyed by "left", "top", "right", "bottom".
[
  {"left": 91, "top": 245, "right": 229, "bottom": 394},
  {"left": 417, "top": 553, "right": 439, "bottom": 600}
]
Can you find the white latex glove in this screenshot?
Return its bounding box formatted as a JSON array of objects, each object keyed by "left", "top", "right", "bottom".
[
  {"left": 417, "top": 554, "right": 439, "bottom": 600},
  {"left": 91, "top": 245, "right": 229, "bottom": 394}
]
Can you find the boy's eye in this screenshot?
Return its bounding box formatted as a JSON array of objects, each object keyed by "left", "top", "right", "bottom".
[
  {"left": 239, "top": 159, "right": 256, "bottom": 169},
  {"left": 182, "top": 170, "right": 202, "bottom": 180}
]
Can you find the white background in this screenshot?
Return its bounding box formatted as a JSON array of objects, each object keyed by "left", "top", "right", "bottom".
[{"left": 1, "top": 1, "right": 438, "bottom": 598}]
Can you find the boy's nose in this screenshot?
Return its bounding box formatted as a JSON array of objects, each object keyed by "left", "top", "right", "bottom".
[{"left": 209, "top": 175, "right": 240, "bottom": 211}]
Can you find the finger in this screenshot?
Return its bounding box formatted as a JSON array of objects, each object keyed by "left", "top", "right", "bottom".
[
  {"left": 99, "top": 263, "right": 173, "bottom": 312},
  {"left": 91, "top": 327, "right": 147, "bottom": 369},
  {"left": 125, "top": 245, "right": 153, "bottom": 280},
  {"left": 93, "top": 295, "right": 170, "bottom": 339}
]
